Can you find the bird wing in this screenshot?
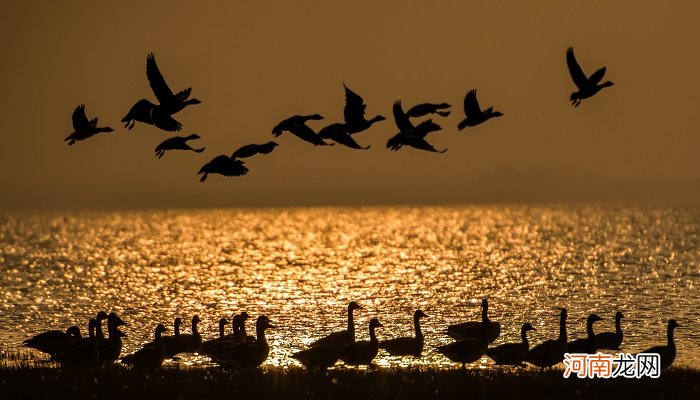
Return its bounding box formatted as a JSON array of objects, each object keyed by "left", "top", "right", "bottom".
[
  {"left": 329, "top": 130, "right": 368, "bottom": 149},
  {"left": 88, "top": 117, "right": 98, "bottom": 127},
  {"left": 463, "top": 90, "right": 482, "bottom": 117},
  {"left": 146, "top": 53, "right": 175, "bottom": 104},
  {"left": 588, "top": 67, "right": 607, "bottom": 85},
  {"left": 566, "top": 47, "right": 588, "bottom": 89},
  {"left": 410, "top": 137, "right": 445, "bottom": 153},
  {"left": 72, "top": 105, "right": 91, "bottom": 131},
  {"left": 393, "top": 100, "right": 413, "bottom": 131},
  {"left": 151, "top": 109, "right": 183, "bottom": 132},
  {"left": 343, "top": 84, "right": 366, "bottom": 124}
]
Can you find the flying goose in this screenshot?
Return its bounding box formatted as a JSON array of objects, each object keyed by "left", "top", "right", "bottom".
[
  {"left": 567, "top": 47, "right": 614, "bottom": 107},
  {"left": 231, "top": 141, "right": 279, "bottom": 160},
  {"left": 272, "top": 114, "right": 332, "bottom": 146},
  {"left": 155, "top": 134, "right": 204, "bottom": 158},
  {"left": 121, "top": 99, "right": 182, "bottom": 132},
  {"left": 146, "top": 53, "right": 201, "bottom": 115},
  {"left": 65, "top": 105, "right": 114, "bottom": 145},
  {"left": 318, "top": 123, "right": 371, "bottom": 149},
  {"left": 386, "top": 100, "right": 445, "bottom": 153},
  {"left": 380, "top": 310, "right": 428, "bottom": 357},
  {"left": 406, "top": 102, "right": 451, "bottom": 118},
  {"left": 197, "top": 155, "right": 248, "bottom": 182},
  {"left": 342, "top": 84, "right": 386, "bottom": 134},
  {"left": 457, "top": 89, "right": 503, "bottom": 130}
]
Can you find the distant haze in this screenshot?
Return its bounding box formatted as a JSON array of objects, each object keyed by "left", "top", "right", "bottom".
[{"left": 1, "top": 1, "right": 699, "bottom": 210}]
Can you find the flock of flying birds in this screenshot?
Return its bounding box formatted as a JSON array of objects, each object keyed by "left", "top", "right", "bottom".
[
  {"left": 21, "top": 300, "right": 680, "bottom": 372},
  {"left": 65, "top": 47, "right": 613, "bottom": 182}
]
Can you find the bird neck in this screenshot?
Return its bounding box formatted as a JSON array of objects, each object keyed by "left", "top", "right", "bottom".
[
  {"left": 521, "top": 327, "right": 529, "bottom": 347},
  {"left": 192, "top": 320, "right": 199, "bottom": 336},
  {"left": 155, "top": 329, "right": 163, "bottom": 341},
  {"left": 369, "top": 325, "right": 378, "bottom": 343},
  {"left": 667, "top": 325, "right": 676, "bottom": 349},
  {"left": 174, "top": 322, "right": 180, "bottom": 336},
  {"left": 95, "top": 321, "right": 104, "bottom": 339},
  {"left": 347, "top": 308, "right": 356, "bottom": 339},
  {"left": 414, "top": 316, "right": 423, "bottom": 339},
  {"left": 256, "top": 326, "right": 267, "bottom": 345},
  {"left": 558, "top": 315, "right": 567, "bottom": 343},
  {"left": 481, "top": 304, "right": 490, "bottom": 323},
  {"left": 615, "top": 316, "right": 622, "bottom": 334},
  {"left": 219, "top": 322, "right": 226, "bottom": 338},
  {"left": 368, "top": 116, "right": 383, "bottom": 125},
  {"left": 586, "top": 319, "right": 596, "bottom": 339}
]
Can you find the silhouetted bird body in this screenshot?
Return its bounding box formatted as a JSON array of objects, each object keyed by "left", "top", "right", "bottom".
[
  {"left": 176, "top": 315, "right": 202, "bottom": 353},
  {"left": 200, "top": 318, "right": 230, "bottom": 355},
  {"left": 146, "top": 53, "right": 201, "bottom": 115},
  {"left": 568, "top": 314, "right": 602, "bottom": 354},
  {"left": 65, "top": 105, "right": 114, "bottom": 145},
  {"left": 98, "top": 312, "right": 126, "bottom": 364},
  {"left": 526, "top": 308, "right": 568, "bottom": 369},
  {"left": 198, "top": 155, "right": 248, "bottom": 182},
  {"left": 457, "top": 89, "right": 503, "bottom": 130},
  {"left": 272, "top": 114, "right": 331, "bottom": 146},
  {"left": 380, "top": 310, "right": 427, "bottom": 357},
  {"left": 596, "top": 311, "right": 624, "bottom": 350},
  {"left": 213, "top": 316, "right": 274, "bottom": 369},
  {"left": 51, "top": 319, "right": 100, "bottom": 368},
  {"left": 447, "top": 299, "right": 501, "bottom": 343},
  {"left": 340, "top": 318, "right": 383, "bottom": 366},
  {"left": 486, "top": 323, "right": 536, "bottom": 365},
  {"left": 121, "top": 324, "right": 168, "bottom": 370},
  {"left": 122, "top": 99, "right": 182, "bottom": 132},
  {"left": 387, "top": 100, "right": 445, "bottom": 153},
  {"left": 231, "top": 141, "right": 278, "bottom": 159},
  {"left": 292, "top": 345, "right": 341, "bottom": 371},
  {"left": 406, "top": 102, "right": 451, "bottom": 118},
  {"left": 343, "top": 84, "right": 385, "bottom": 134},
  {"left": 155, "top": 134, "right": 204, "bottom": 158},
  {"left": 23, "top": 326, "right": 81, "bottom": 356},
  {"left": 318, "top": 123, "right": 371, "bottom": 149},
  {"left": 567, "top": 47, "right": 614, "bottom": 107},
  {"left": 638, "top": 319, "right": 680, "bottom": 370},
  {"left": 310, "top": 302, "right": 363, "bottom": 350}
]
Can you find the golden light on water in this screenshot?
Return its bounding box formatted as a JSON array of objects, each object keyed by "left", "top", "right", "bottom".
[{"left": 0, "top": 205, "right": 698, "bottom": 368}]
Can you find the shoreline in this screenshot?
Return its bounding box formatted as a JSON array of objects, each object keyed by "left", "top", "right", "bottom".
[{"left": 2, "top": 352, "right": 698, "bottom": 399}]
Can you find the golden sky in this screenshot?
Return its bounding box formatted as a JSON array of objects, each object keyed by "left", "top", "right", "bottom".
[{"left": 1, "top": 1, "right": 699, "bottom": 209}]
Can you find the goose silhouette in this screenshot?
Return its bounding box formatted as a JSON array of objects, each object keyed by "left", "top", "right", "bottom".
[
  {"left": 567, "top": 314, "right": 602, "bottom": 354},
  {"left": 23, "top": 326, "right": 81, "bottom": 357},
  {"left": 406, "top": 102, "right": 451, "bottom": 118},
  {"left": 340, "top": 318, "right": 383, "bottom": 366},
  {"left": 567, "top": 47, "right": 614, "bottom": 107},
  {"left": 387, "top": 100, "right": 445, "bottom": 153},
  {"left": 122, "top": 99, "right": 182, "bottom": 132},
  {"left": 318, "top": 123, "right": 371, "bottom": 150},
  {"left": 457, "top": 89, "right": 503, "bottom": 130},
  {"left": 310, "top": 302, "right": 363, "bottom": 350},
  {"left": 231, "top": 141, "right": 278, "bottom": 160},
  {"left": 155, "top": 134, "right": 204, "bottom": 158},
  {"left": 146, "top": 53, "right": 201, "bottom": 115},
  {"left": 198, "top": 155, "right": 248, "bottom": 182},
  {"left": 380, "top": 310, "right": 427, "bottom": 357},
  {"left": 213, "top": 315, "right": 274, "bottom": 369},
  {"left": 525, "top": 308, "right": 568, "bottom": 369},
  {"left": 638, "top": 319, "right": 680, "bottom": 370},
  {"left": 447, "top": 299, "right": 500, "bottom": 343},
  {"left": 486, "top": 322, "right": 536, "bottom": 365},
  {"left": 272, "top": 114, "right": 332, "bottom": 146},
  {"left": 65, "top": 105, "right": 114, "bottom": 145},
  {"left": 596, "top": 311, "right": 624, "bottom": 350},
  {"left": 121, "top": 324, "right": 168, "bottom": 370},
  {"left": 343, "top": 84, "right": 385, "bottom": 134}
]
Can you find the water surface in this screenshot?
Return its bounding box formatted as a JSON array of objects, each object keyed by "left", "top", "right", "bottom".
[{"left": 1, "top": 205, "right": 697, "bottom": 368}]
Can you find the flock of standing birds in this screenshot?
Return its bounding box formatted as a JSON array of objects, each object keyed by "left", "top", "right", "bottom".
[
  {"left": 22, "top": 300, "right": 681, "bottom": 372},
  {"left": 65, "top": 47, "right": 613, "bottom": 181}
]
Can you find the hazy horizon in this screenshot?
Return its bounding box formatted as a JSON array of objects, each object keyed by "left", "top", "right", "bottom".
[{"left": 2, "top": 2, "right": 700, "bottom": 210}]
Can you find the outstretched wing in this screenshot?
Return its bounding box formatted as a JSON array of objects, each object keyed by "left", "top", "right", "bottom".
[
  {"left": 463, "top": 90, "right": 482, "bottom": 117},
  {"left": 146, "top": 53, "right": 175, "bottom": 104},
  {"left": 343, "top": 84, "right": 366, "bottom": 125},
  {"left": 392, "top": 100, "right": 413, "bottom": 132},
  {"left": 566, "top": 47, "right": 588, "bottom": 89},
  {"left": 88, "top": 118, "right": 98, "bottom": 127},
  {"left": 588, "top": 67, "right": 607, "bottom": 85},
  {"left": 72, "top": 104, "right": 91, "bottom": 131},
  {"left": 411, "top": 137, "right": 446, "bottom": 153}
]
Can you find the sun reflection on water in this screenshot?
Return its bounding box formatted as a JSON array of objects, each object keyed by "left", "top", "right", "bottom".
[{"left": 0, "top": 205, "right": 698, "bottom": 368}]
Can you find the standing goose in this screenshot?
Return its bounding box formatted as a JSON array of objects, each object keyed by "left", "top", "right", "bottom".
[
  {"left": 386, "top": 100, "right": 446, "bottom": 153},
  {"left": 340, "top": 318, "right": 383, "bottom": 366},
  {"left": 155, "top": 134, "right": 205, "bottom": 158},
  {"left": 231, "top": 141, "right": 279, "bottom": 160},
  {"left": 292, "top": 345, "right": 341, "bottom": 371},
  {"left": 436, "top": 321, "right": 489, "bottom": 368},
  {"left": 447, "top": 299, "right": 501, "bottom": 343},
  {"left": 197, "top": 155, "right": 248, "bottom": 182},
  {"left": 99, "top": 312, "right": 127, "bottom": 364},
  {"left": 235, "top": 312, "right": 256, "bottom": 343},
  {"left": 596, "top": 311, "right": 624, "bottom": 350},
  {"left": 146, "top": 53, "right": 201, "bottom": 115},
  {"left": 342, "top": 84, "right": 386, "bottom": 135},
  {"left": 94, "top": 311, "right": 109, "bottom": 340},
  {"left": 566, "top": 47, "right": 614, "bottom": 107},
  {"left": 486, "top": 322, "right": 536, "bottom": 365},
  {"left": 525, "top": 308, "right": 568, "bottom": 369},
  {"left": 23, "top": 326, "right": 81, "bottom": 357},
  {"left": 406, "top": 102, "right": 451, "bottom": 118},
  {"left": 65, "top": 105, "right": 114, "bottom": 145},
  {"left": 121, "top": 99, "right": 182, "bottom": 132},
  {"left": 567, "top": 314, "right": 602, "bottom": 354},
  {"left": 272, "top": 114, "right": 332, "bottom": 146},
  {"left": 318, "top": 123, "right": 371, "bottom": 150},
  {"left": 121, "top": 324, "right": 168, "bottom": 371},
  {"left": 156, "top": 317, "right": 182, "bottom": 358},
  {"left": 638, "top": 319, "right": 680, "bottom": 370},
  {"left": 380, "top": 310, "right": 428, "bottom": 357},
  {"left": 199, "top": 318, "right": 230, "bottom": 356},
  {"left": 51, "top": 319, "right": 100, "bottom": 367},
  {"left": 177, "top": 315, "right": 202, "bottom": 353},
  {"left": 310, "top": 302, "right": 363, "bottom": 350},
  {"left": 457, "top": 89, "right": 503, "bottom": 130},
  {"left": 214, "top": 315, "right": 275, "bottom": 369}
]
